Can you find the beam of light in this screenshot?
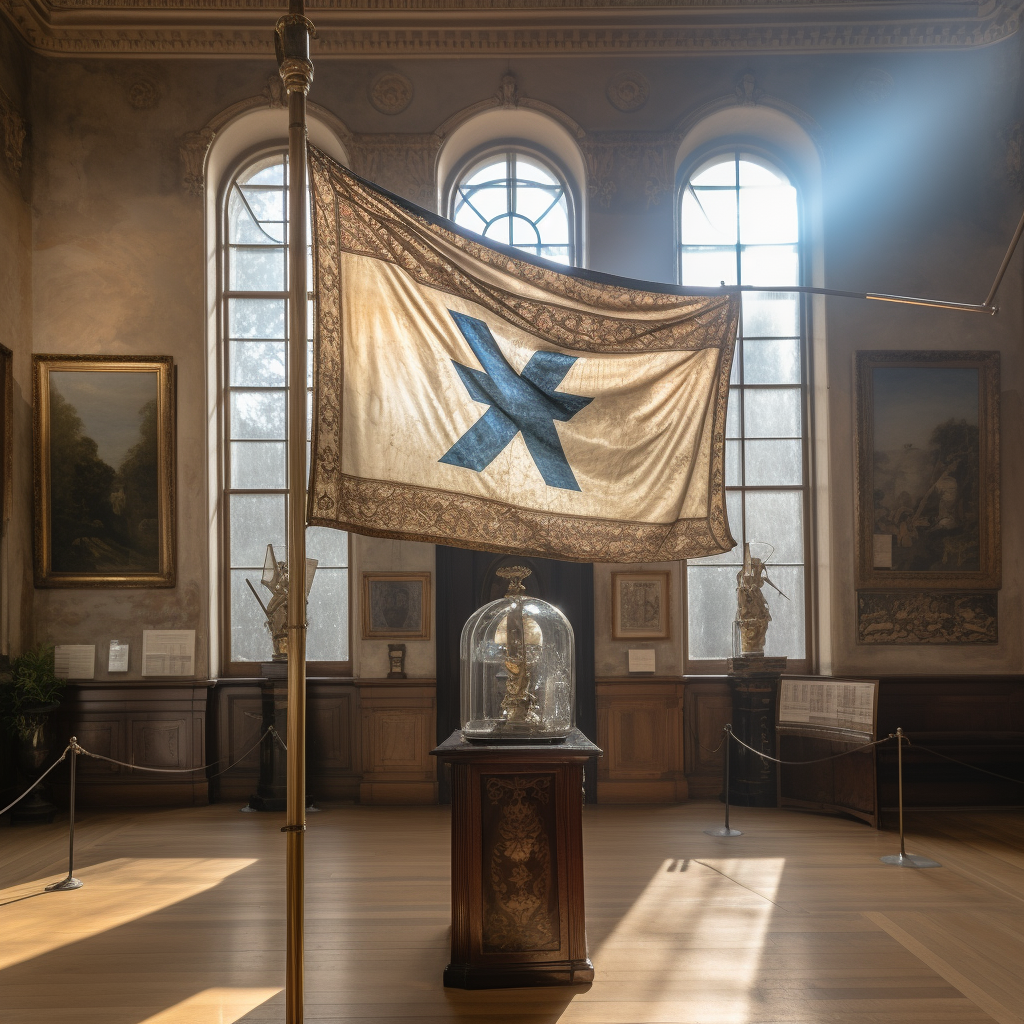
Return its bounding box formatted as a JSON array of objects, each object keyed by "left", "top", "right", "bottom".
[
  {"left": 560, "top": 857, "right": 786, "bottom": 1023},
  {"left": 136, "top": 987, "right": 282, "bottom": 1024},
  {"left": 0, "top": 857, "right": 256, "bottom": 970}
]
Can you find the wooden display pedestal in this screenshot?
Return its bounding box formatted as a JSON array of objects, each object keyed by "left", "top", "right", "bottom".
[{"left": 432, "top": 728, "right": 602, "bottom": 989}]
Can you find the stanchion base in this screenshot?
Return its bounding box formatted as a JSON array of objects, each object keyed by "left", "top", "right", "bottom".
[
  {"left": 703, "top": 827, "right": 743, "bottom": 837},
  {"left": 45, "top": 876, "right": 83, "bottom": 891},
  {"left": 880, "top": 853, "right": 941, "bottom": 868}
]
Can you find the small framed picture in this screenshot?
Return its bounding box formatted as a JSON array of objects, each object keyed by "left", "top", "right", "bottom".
[
  {"left": 361, "top": 571, "right": 431, "bottom": 640},
  {"left": 611, "top": 570, "right": 670, "bottom": 640}
]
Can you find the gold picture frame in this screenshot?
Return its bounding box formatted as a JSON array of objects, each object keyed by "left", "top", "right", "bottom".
[
  {"left": 361, "top": 571, "right": 431, "bottom": 640},
  {"left": 33, "top": 355, "right": 176, "bottom": 588},
  {"left": 854, "top": 350, "right": 1000, "bottom": 591},
  {"left": 611, "top": 570, "right": 671, "bottom": 640}
]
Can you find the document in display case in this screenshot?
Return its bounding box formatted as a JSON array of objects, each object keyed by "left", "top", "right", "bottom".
[{"left": 777, "top": 675, "right": 881, "bottom": 827}]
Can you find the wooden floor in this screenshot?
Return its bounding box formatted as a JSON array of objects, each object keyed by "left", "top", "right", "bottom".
[{"left": 1, "top": 801, "right": 1023, "bottom": 1024}]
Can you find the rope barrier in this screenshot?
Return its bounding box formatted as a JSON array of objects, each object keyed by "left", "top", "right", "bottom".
[
  {"left": 0, "top": 745, "right": 71, "bottom": 817},
  {"left": 726, "top": 730, "right": 896, "bottom": 766},
  {"left": 898, "top": 741, "right": 1024, "bottom": 786},
  {"left": 76, "top": 726, "right": 281, "bottom": 779}
]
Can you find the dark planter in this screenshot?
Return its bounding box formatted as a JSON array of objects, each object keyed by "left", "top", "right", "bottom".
[{"left": 10, "top": 703, "right": 60, "bottom": 825}]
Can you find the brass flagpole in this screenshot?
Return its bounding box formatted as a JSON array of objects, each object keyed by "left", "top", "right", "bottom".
[{"left": 275, "top": 3, "right": 315, "bottom": 1022}]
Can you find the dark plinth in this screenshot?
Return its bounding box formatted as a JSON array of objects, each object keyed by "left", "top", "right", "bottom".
[
  {"left": 246, "top": 669, "right": 288, "bottom": 811},
  {"left": 726, "top": 660, "right": 786, "bottom": 808},
  {"left": 432, "top": 728, "right": 602, "bottom": 989}
]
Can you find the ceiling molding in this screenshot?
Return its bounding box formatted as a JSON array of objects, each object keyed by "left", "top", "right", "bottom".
[{"left": 2, "top": 0, "right": 1022, "bottom": 58}]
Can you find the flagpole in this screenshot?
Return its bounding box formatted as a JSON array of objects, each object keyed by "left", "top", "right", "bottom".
[{"left": 276, "top": 4, "right": 314, "bottom": 1023}]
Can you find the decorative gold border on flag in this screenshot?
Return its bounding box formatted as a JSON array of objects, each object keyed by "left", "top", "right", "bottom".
[{"left": 307, "top": 146, "right": 739, "bottom": 563}]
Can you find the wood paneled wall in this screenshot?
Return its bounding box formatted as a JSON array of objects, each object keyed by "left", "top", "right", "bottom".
[
  {"left": 54, "top": 683, "right": 211, "bottom": 807},
  {"left": 53, "top": 678, "right": 437, "bottom": 808},
  {"left": 596, "top": 676, "right": 731, "bottom": 804},
  {"left": 47, "top": 675, "right": 1023, "bottom": 811}
]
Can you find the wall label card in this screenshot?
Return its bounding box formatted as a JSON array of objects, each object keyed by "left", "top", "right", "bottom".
[
  {"left": 141, "top": 629, "right": 195, "bottom": 677},
  {"left": 108, "top": 640, "right": 129, "bottom": 673},
  {"left": 54, "top": 645, "right": 96, "bottom": 680},
  {"left": 627, "top": 649, "right": 656, "bottom": 673}
]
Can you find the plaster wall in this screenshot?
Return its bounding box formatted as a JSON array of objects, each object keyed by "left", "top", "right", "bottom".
[{"left": 10, "top": 38, "right": 1024, "bottom": 679}]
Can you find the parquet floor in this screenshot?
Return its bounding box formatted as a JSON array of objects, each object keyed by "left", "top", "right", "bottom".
[{"left": 2, "top": 801, "right": 1023, "bottom": 1023}]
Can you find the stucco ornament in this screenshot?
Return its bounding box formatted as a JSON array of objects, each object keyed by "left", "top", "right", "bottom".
[
  {"left": 126, "top": 77, "right": 158, "bottom": 110},
  {"left": 1002, "top": 122, "right": 1024, "bottom": 193},
  {"left": 496, "top": 72, "right": 520, "bottom": 109},
  {"left": 370, "top": 73, "right": 413, "bottom": 115},
  {"left": 853, "top": 68, "right": 894, "bottom": 104},
  {"left": 0, "top": 86, "right": 26, "bottom": 177},
  {"left": 735, "top": 72, "right": 763, "bottom": 106},
  {"left": 606, "top": 71, "right": 649, "bottom": 112},
  {"left": 179, "top": 126, "right": 216, "bottom": 198}
]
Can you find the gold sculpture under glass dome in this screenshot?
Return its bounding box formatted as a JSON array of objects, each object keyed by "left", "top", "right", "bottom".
[{"left": 460, "top": 566, "right": 576, "bottom": 741}]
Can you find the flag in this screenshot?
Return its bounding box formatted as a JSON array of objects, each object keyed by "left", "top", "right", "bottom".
[{"left": 307, "top": 147, "right": 739, "bottom": 563}]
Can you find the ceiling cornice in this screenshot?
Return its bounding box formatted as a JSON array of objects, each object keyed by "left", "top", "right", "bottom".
[{"left": 1, "top": 0, "right": 1021, "bottom": 58}]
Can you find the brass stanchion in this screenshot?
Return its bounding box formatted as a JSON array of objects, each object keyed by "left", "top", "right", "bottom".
[
  {"left": 276, "top": 4, "right": 315, "bottom": 1021},
  {"left": 46, "top": 736, "right": 83, "bottom": 892},
  {"left": 880, "top": 728, "right": 940, "bottom": 869},
  {"left": 704, "top": 725, "right": 742, "bottom": 838}
]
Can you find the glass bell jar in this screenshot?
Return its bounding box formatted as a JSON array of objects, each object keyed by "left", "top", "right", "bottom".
[{"left": 461, "top": 566, "right": 575, "bottom": 742}]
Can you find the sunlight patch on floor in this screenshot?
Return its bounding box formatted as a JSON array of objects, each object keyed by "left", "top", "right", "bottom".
[
  {"left": 0, "top": 857, "right": 256, "bottom": 970},
  {"left": 136, "top": 987, "right": 282, "bottom": 1024},
  {"left": 562, "top": 857, "right": 786, "bottom": 1023}
]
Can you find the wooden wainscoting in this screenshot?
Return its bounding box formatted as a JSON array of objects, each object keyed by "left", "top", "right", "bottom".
[
  {"left": 54, "top": 683, "right": 212, "bottom": 807},
  {"left": 682, "top": 677, "right": 732, "bottom": 798},
  {"left": 596, "top": 678, "right": 687, "bottom": 803},
  {"left": 356, "top": 680, "right": 437, "bottom": 805},
  {"left": 877, "top": 676, "right": 1024, "bottom": 808},
  {"left": 209, "top": 678, "right": 436, "bottom": 806}
]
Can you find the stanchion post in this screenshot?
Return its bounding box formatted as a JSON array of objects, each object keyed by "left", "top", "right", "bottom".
[
  {"left": 880, "top": 727, "right": 940, "bottom": 869},
  {"left": 704, "top": 724, "right": 742, "bottom": 838},
  {"left": 46, "top": 737, "right": 84, "bottom": 892}
]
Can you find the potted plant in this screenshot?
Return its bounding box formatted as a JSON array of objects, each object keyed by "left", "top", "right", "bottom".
[{"left": 0, "top": 644, "right": 67, "bottom": 824}]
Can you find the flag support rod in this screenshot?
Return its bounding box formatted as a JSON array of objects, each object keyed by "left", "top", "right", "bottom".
[
  {"left": 276, "top": 4, "right": 314, "bottom": 1022},
  {"left": 720, "top": 283, "right": 995, "bottom": 315},
  {"left": 720, "top": 205, "right": 1024, "bottom": 315}
]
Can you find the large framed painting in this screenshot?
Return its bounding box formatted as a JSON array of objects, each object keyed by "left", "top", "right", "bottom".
[
  {"left": 361, "top": 571, "right": 431, "bottom": 640},
  {"left": 33, "top": 355, "right": 176, "bottom": 588},
  {"left": 855, "top": 351, "right": 1000, "bottom": 591},
  {"left": 611, "top": 570, "right": 670, "bottom": 640}
]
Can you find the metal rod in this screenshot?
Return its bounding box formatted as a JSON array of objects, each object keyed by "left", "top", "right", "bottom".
[
  {"left": 45, "top": 737, "right": 83, "bottom": 892},
  {"left": 985, "top": 207, "right": 1024, "bottom": 307},
  {"left": 724, "top": 725, "right": 732, "bottom": 832},
  {"left": 897, "top": 727, "right": 905, "bottom": 859},
  {"left": 277, "top": 5, "right": 314, "bottom": 1022},
  {"left": 720, "top": 284, "right": 994, "bottom": 315}
]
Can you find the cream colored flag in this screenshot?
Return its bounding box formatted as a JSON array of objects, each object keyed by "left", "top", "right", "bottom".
[{"left": 308, "top": 147, "right": 739, "bottom": 563}]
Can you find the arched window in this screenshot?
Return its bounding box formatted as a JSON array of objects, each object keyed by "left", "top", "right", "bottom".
[
  {"left": 450, "top": 150, "right": 574, "bottom": 265},
  {"left": 222, "top": 151, "right": 349, "bottom": 672},
  {"left": 679, "top": 151, "right": 808, "bottom": 667}
]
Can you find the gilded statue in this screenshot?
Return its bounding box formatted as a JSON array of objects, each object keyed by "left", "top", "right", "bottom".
[
  {"left": 497, "top": 566, "right": 540, "bottom": 725},
  {"left": 735, "top": 542, "right": 787, "bottom": 656},
  {"left": 246, "top": 544, "right": 318, "bottom": 662}
]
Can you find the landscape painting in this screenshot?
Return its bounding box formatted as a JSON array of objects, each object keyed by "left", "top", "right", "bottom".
[
  {"left": 855, "top": 352, "right": 999, "bottom": 591},
  {"left": 34, "top": 356, "right": 175, "bottom": 587}
]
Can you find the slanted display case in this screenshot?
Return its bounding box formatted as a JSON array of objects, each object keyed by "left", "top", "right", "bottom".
[{"left": 776, "top": 675, "right": 881, "bottom": 828}]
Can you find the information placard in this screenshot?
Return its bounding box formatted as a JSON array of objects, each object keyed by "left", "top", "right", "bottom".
[{"left": 778, "top": 677, "right": 877, "bottom": 737}]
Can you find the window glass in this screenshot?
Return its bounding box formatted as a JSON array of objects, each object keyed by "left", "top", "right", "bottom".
[
  {"left": 452, "top": 151, "right": 573, "bottom": 265},
  {"left": 224, "top": 154, "right": 349, "bottom": 665},
  {"left": 680, "top": 152, "right": 806, "bottom": 661}
]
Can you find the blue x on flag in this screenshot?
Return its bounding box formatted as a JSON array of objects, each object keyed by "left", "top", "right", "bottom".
[{"left": 440, "top": 310, "right": 593, "bottom": 491}]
